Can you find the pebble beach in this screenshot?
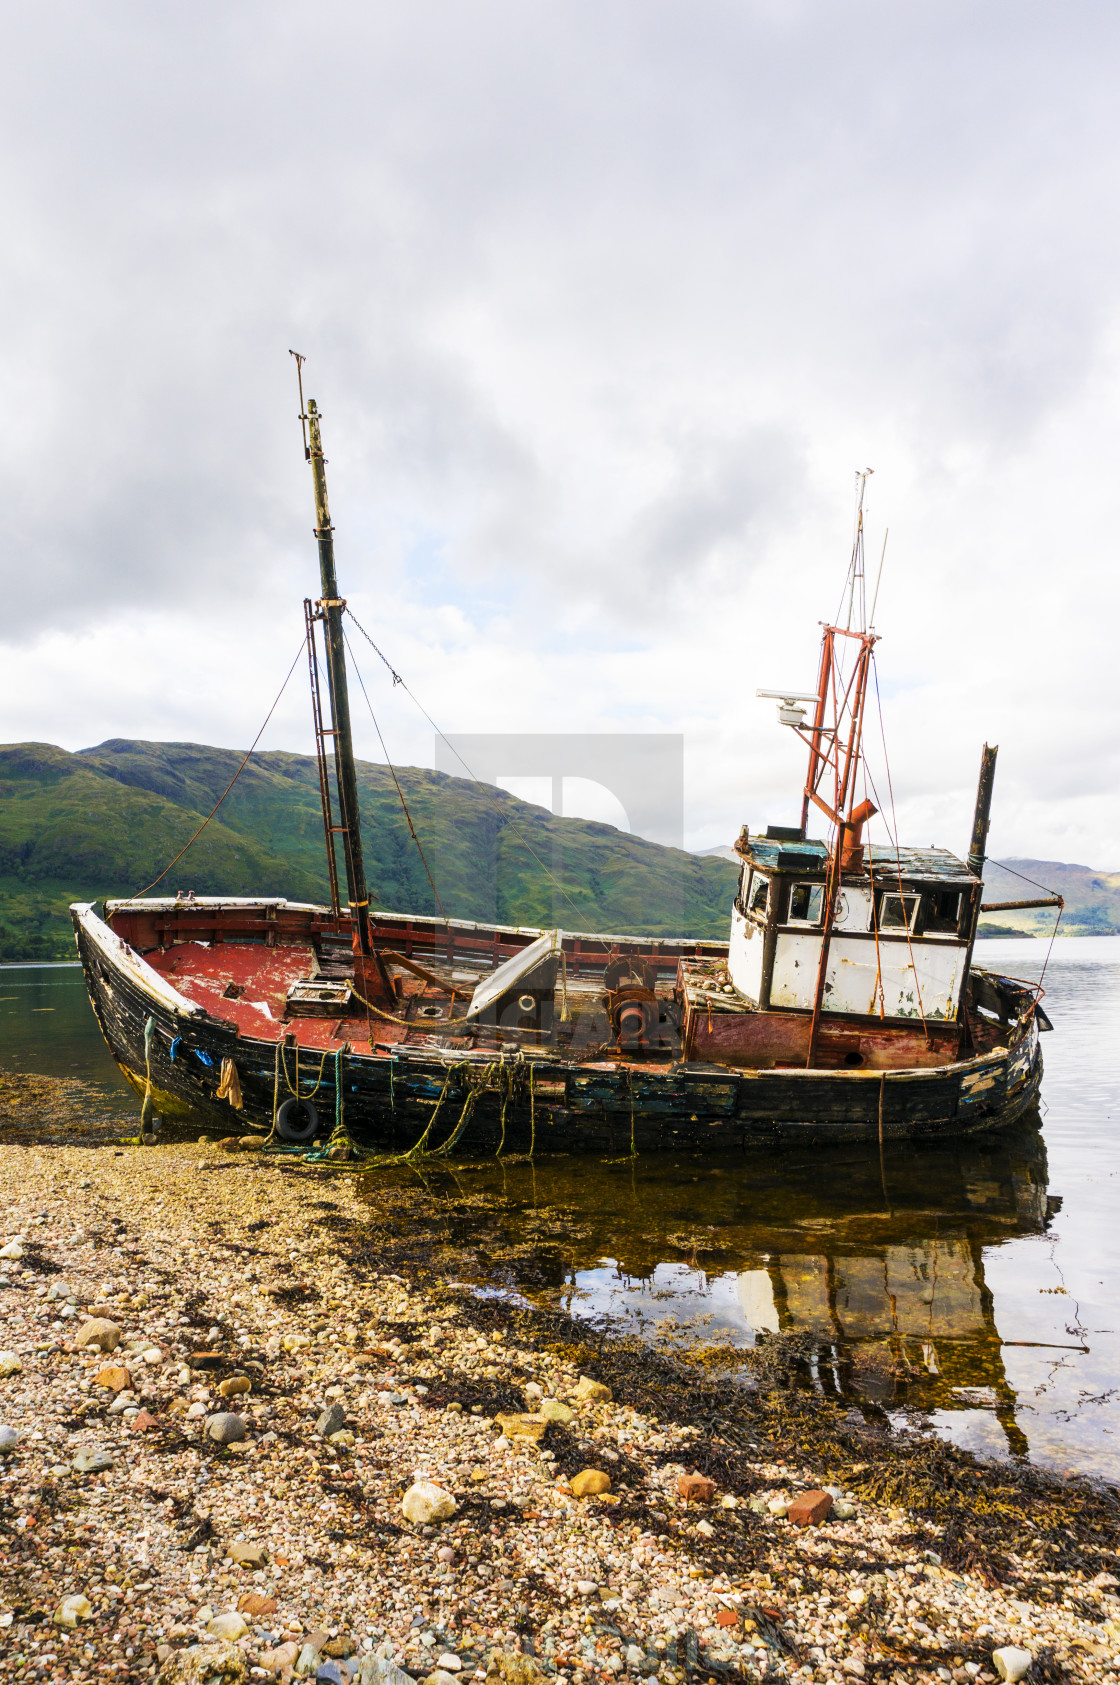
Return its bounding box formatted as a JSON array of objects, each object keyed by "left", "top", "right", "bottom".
[{"left": 1, "top": 1076, "right": 1118, "bottom": 1685}]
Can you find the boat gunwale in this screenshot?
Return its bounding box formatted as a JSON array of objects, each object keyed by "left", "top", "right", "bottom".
[
  {"left": 98, "top": 895, "right": 730, "bottom": 953},
  {"left": 73, "top": 901, "right": 1033, "bottom": 1086},
  {"left": 71, "top": 902, "right": 203, "bottom": 1022}
]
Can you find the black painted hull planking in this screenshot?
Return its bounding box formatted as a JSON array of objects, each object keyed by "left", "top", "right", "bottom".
[{"left": 73, "top": 912, "right": 1043, "bottom": 1154}]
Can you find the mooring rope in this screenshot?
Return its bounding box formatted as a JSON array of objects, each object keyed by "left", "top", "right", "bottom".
[
  {"left": 139, "top": 1016, "right": 156, "bottom": 1142},
  {"left": 325, "top": 1046, "right": 357, "bottom": 1157},
  {"left": 280, "top": 1041, "right": 330, "bottom": 1099},
  {"left": 267, "top": 1038, "right": 283, "bottom": 1143},
  {"left": 348, "top": 982, "right": 415, "bottom": 1028}
]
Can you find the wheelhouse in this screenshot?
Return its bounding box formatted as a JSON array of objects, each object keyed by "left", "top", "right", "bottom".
[{"left": 729, "top": 828, "right": 981, "bottom": 1022}]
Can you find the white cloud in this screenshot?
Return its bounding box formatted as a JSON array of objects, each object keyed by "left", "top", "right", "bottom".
[{"left": 2, "top": 0, "right": 1119, "bottom": 866}]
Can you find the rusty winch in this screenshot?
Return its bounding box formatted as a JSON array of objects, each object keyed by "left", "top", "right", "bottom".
[{"left": 603, "top": 953, "right": 659, "bottom": 1050}]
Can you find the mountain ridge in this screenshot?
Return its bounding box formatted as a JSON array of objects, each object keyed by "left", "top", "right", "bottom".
[
  {"left": 0, "top": 739, "right": 1108, "bottom": 960},
  {"left": 0, "top": 739, "right": 738, "bottom": 961}
]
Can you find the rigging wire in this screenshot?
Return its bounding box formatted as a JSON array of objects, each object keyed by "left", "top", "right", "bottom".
[
  {"left": 870, "top": 654, "right": 930, "bottom": 1040},
  {"left": 860, "top": 749, "right": 888, "bottom": 1018},
  {"left": 343, "top": 629, "right": 449, "bottom": 925},
  {"left": 869, "top": 529, "right": 889, "bottom": 628},
  {"left": 1037, "top": 902, "right": 1064, "bottom": 994},
  {"left": 985, "top": 858, "right": 1065, "bottom": 897},
  {"left": 344, "top": 606, "right": 589, "bottom": 927},
  {"left": 129, "top": 639, "right": 307, "bottom": 899},
  {"left": 865, "top": 673, "right": 1062, "bottom": 999},
  {"left": 968, "top": 845, "right": 1065, "bottom": 993}
]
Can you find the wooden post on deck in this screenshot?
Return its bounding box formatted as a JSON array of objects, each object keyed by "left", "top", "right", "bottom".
[
  {"left": 960, "top": 743, "right": 998, "bottom": 1043},
  {"left": 967, "top": 743, "right": 999, "bottom": 881}
]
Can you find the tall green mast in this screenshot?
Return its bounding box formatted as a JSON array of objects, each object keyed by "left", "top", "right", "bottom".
[{"left": 293, "top": 357, "right": 391, "bottom": 1000}]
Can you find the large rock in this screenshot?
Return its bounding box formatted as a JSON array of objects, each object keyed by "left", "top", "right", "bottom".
[
  {"left": 0, "top": 1424, "right": 19, "bottom": 1453},
  {"left": 94, "top": 1365, "right": 130, "bottom": 1391},
  {"left": 574, "top": 1376, "right": 612, "bottom": 1404},
  {"left": 205, "top": 1412, "right": 248, "bottom": 1444},
  {"left": 206, "top": 1613, "right": 248, "bottom": 1641},
  {"left": 317, "top": 1403, "right": 346, "bottom": 1438},
  {"left": 53, "top": 1594, "right": 93, "bottom": 1627},
  {"left": 75, "top": 1318, "right": 122, "bottom": 1352},
  {"left": 229, "top": 1541, "right": 267, "bottom": 1566},
  {"left": 354, "top": 1662, "right": 415, "bottom": 1685},
  {"left": 0, "top": 1351, "right": 23, "bottom": 1377},
  {"left": 72, "top": 1447, "right": 114, "bottom": 1473},
  {"left": 539, "top": 1398, "right": 575, "bottom": 1425},
  {"left": 485, "top": 1653, "right": 549, "bottom": 1685},
  {"left": 294, "top": 1642, "right": 322, "bottom": 1676},
  {"left": 992, "top": 1649, "right": 1032, "bottom": 1684},
  {"left": 570, "top": 1468, "right": 612, "bottom": 1498},
  {"left": 158, "top": 1641, "right": 247, "bottom": 1684},
  {"left": 258, "top": 1643, "right": 299, "bottom": 1673},
  {"left": 316, "top": 1665, "right": 349, "bottom": 1685},
  {"left": 236, "top": 1592, "right": 277, "bottom": 1617},
  {"left": 494, "top": 1412, "right": 548, "bottom": 1443},
  {"left": 401, "top": 1480, "right": 458, "bottom": 1524},
  {"left": 219, "top": 1377, "right": 251, "bottom": 1399}
]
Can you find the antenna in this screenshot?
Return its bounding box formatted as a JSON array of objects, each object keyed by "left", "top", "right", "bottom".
[
  {"left": 843, "top": 469, "right": 874, "bottom": 631},
  {"left": 869, "top": 528, "right": 888, "bottom": 628},
  {"left": 289, "top": 349, "right": 310, "bottom": 460}
]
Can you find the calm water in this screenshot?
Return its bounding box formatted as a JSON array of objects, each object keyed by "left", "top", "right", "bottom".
[
  {"left": 4, "top": 941, "right": 1120, "bottom": 1483},
  {"left": 0, "top": 962, "right": 132, "bottom": 1091}
]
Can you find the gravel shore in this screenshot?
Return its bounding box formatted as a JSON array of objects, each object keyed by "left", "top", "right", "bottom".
[{"left": 1, "top": 1077, "right": 1118, "bottom": 1685}]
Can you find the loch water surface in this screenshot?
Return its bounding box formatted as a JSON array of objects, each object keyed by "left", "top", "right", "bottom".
[{"left": 3, "top": 937, "right": 1118, "bottom": 1482}]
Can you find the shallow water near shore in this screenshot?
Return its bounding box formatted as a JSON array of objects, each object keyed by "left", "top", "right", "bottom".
[{"left": 4, "top": 935, "right": 1120, "bottom": 1484}]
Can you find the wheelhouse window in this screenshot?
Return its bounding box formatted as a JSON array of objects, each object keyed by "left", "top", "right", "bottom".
[
  {"left": 877, "top": 891, "right": 919, "bottom": 931},
  {"left": 787, "top": 882, "right": 824, "bottom": 925},
  {"left": 922, "top": 889, "right": 963, "bottom": 936},
  {"left": 748, "top": 872, "right": 770, "bottom": 916}
]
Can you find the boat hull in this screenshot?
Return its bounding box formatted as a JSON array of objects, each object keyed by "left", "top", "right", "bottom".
[{"left": 71, "top": 902, "right": 1043, "bottom": 1152}]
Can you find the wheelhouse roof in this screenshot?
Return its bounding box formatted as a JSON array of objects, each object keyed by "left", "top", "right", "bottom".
[{"left": 740, "top": 839, "right": 978, "bottom": 885}]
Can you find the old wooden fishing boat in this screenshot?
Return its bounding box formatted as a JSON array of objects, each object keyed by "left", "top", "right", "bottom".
[{"left": 71, "top": 383, "right": 1058, "bottom": 1154}]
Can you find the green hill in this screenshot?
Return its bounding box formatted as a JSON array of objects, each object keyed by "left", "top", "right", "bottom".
[
  {"left": 0, "top": 739, "right": 1107, "bottom": 961},
  {"left": 0, "top": 740, "right": 740, "bottom": 961},
  {"left": 978, "top": 857, "right": 1120, "bottom": 939}
]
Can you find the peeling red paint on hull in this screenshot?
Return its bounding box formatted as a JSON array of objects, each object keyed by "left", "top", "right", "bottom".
[{"left": 69, "top": 897, "right": 1045, "bottom": 1152}]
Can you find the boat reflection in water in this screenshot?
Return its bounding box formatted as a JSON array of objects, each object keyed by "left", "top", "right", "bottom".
[
  {"left": 734, "top": 1185, "right": 1051, "bottom": 1457},
  {"left": 401, "top": 1119, "right": 1059, "bottom": 1459},
  {"left": 658, "top": 1124, "right": 1056, "bottom": 1457}
]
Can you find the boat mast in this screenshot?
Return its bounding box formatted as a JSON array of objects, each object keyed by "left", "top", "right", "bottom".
[
  {"left": 795, "top": 476, "right": 879, "bottom": 1066},
  {"left": 292, "top": 356, "right": 392, "bottom": 1000}
]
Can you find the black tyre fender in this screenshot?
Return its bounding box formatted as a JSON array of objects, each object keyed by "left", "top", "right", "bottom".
[{"left": 276, "top": 1096, "right": 319, "bottom": 1143}]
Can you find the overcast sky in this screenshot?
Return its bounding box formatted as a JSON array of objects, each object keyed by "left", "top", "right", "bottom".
[{"left": 2, "top": 1, "right": 1118, "bottom": 866}]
